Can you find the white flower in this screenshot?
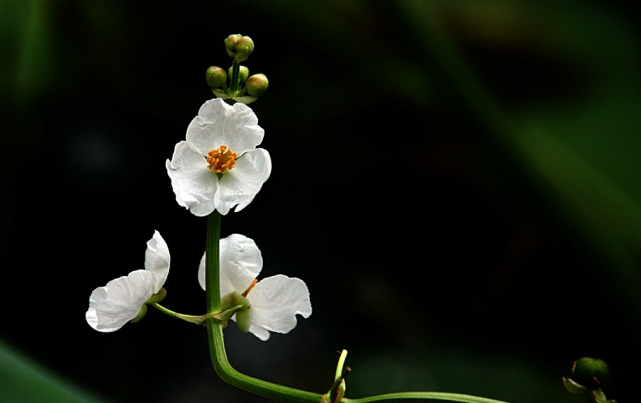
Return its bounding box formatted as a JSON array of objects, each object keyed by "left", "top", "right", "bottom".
[
  {"left": 198, "top": 234, "right": 312, "bottom": 340},
  {"left": 166, "top": 98, "right": 272, "bottom": 216},
  {"left": 86, "top": 231, "right": 170, "bottom": 332}
]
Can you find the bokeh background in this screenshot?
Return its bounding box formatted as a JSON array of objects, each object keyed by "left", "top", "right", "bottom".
[{"left": 1, "top": 1, "right": 641, "bottom": 402}]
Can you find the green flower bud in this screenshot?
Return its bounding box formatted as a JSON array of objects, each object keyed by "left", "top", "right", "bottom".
[
  {"left": 229, "top": 66, "right": 249, "bottom": 83},
  {"left": 233, "top": 36, "right": 254, "bottom": 62},
  {"left": 572, "top": 357, "right": 612, "bottom": 392},
  {"left": 206, "top": 66, "right": 227, "bottom": 88},
  {"left": 224, "top": 34, "right": 242, "bottom": 58},
  {"left": 130, "top": 304, "right": 147, "bottom": 323},
  {"left": 245, "top": 74, "right": 269, "bottom": 97},
  {"left": 224, "top": 34, "right": 255, "bottom": 62}
]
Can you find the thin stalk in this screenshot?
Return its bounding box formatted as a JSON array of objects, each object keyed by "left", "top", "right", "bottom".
[
  {"left": 342, "top": 393, "right": 510, "bottom": 403},
  {"left": 150, "top": 303, "right": 207, "bottom": 325},
  {"left": 229, "top": 60, "right": 241, "bottom": 95}
]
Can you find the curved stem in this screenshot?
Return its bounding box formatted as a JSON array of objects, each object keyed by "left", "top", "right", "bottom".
[
  {"left": 204, "top": 210, "right": 322, "bottom": 402},
  {"left": 206, "top": 319, "right": 323, "bottom": 403},
  {"left": 202, "top": 213, "right": 512, "bottom": 403},
  {"left": 150, "top": 303, "right": 207, "bottom": 325},
  {"left": 342, "top": 393, "right": 510, "bottom": 403}
]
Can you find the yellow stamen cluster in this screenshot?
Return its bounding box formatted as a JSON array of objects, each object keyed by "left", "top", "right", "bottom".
[
  {"left": 206, "top": 145, "right": 237, "bottom": 174},
  {"left": 242, "top": 279, "right": 258, "bottom": 297}
]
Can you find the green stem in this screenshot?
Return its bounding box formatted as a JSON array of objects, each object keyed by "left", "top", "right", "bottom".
[
  {"left": 204, "top": 210, "right": 323, "bottom": 402},
  {"left": 342, "top": 393, "right": 510, "bottom": 403},
  {"left": 206, "top": 319, "right": 323, "bottom": 402},
  {"left": 206, "top": 211, "right": 222, "bottom": 314},
  {"left": 229, "top": 60, "right": 241, "bottom": 96},
  {"left": 150, "top": 303, "right": 207, "bottom": 325},
  {"left": 150, "top": 302, "right": 241, "bottom": 326},
  {"left": 202, "top": 214, "right": 512, "bottom": 403}
]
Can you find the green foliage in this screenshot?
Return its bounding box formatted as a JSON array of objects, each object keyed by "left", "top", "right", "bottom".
[{"left": 0, "top": 339, "right": 109, "bottom": 403}]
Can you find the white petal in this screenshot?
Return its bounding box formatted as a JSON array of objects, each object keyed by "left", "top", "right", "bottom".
[
  {"left": 186, "top": 99, "right": 264, "bottom": 156},
  {"left": 197, "top": 252, "right": 206, "bottom": 290},
  {"left": 144, "top": 231, "right": 170, "bottom": 293},
  {"left": 216, "top": 148, "right": 272, "bottom": 214},
  {"left": 246, "top": 275, "right": 312, "bottom": 340},
  {"left": 166, "top": 141, "right": 219, "bottom": 217},
  {"left": 86, "top": 270, "right": 155, "bottom": 332},
  {"left": 198, "top": 234, "right": 263, "bottom": 297},
  {"left": 247, "top": 323, "right": 271, "bottom": 341}
]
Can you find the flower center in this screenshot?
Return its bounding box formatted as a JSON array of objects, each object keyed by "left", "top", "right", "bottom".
[
  {"left": 206, "top": 145, "right": 237, "bottom": 174},
  {"left": 242, "top": 279, "right": 258, "bottom": 297}
]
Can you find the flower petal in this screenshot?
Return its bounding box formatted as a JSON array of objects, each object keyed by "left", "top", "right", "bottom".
[
  {"left": 245, "top": 274, "right": 312, "bottom": 340},
  {"left": 198, "top": 234, "right": 263, "bottom": 296},
  {"left": 186, "top": 99, "right": 264, "bottom": 156},
  {"left": 166, "top": 141, "right": 219, "bottom": 217},
  {"left": 86, "top": 270, "right": 155, "bottom": 332},
  {"left": 144, "top": 230, "right": 170, "bottom": 293},
  {"left": 216, "top": 148, "right": 272, "bottom": 214}
]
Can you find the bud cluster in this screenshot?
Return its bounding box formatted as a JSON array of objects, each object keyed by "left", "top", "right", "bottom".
[
  {"left": 206, "top": 34, "right": 269, "bottom": 104},
  {"left": 224, "top": 34, "right": 254, "bottom": 63}
]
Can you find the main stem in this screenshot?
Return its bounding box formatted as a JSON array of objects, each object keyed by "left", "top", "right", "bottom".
[
  {"left": 204, "top": 211, "right": 323, "bottom": 403},
  {"left": 205, "top": 211, "right": 222, "bottom": 315},
  {"left": 203, "top": 211, "right": 511, "bottom": 403}
]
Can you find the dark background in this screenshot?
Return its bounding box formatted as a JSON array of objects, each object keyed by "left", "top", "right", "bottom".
[{"left": 2, "top": 1, "right": 641, "bottom": 402}]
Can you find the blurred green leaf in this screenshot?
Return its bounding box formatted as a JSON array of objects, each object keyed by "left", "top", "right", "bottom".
[
  {"left": 394, "top": 0, "right": 641, "bottom": 336},
  {"left": 0, "top": 339, "right": 109, "bottom": 403},
  {"left": 3, "top": 0, "right": 58, "bottom": 106}
]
